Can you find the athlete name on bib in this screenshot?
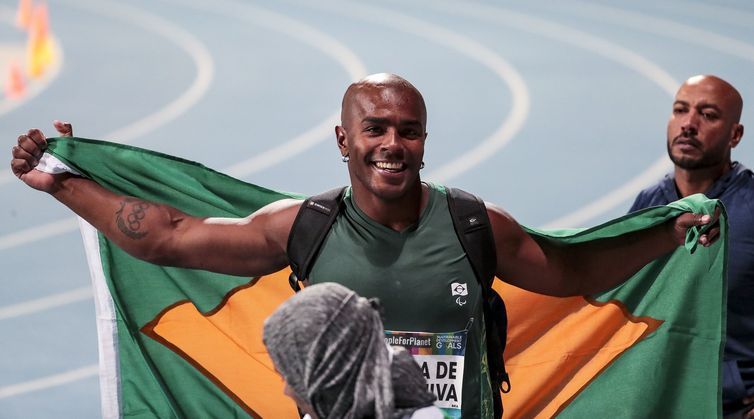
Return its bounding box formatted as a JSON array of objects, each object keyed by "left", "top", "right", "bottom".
[{"left": 385, "top": 329, "right": 468, "bottom": 418}]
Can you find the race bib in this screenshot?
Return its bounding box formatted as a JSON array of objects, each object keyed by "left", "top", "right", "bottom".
[{"left": 385, "top": 329, "right": 468, "bottom": 418}]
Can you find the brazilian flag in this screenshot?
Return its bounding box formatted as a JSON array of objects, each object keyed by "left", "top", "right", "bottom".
[{"left": 46, "top": 137, "right": 725, "bottom": 418}]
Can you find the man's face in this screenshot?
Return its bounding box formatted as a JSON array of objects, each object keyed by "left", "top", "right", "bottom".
[
  {"left": 337, "top": 85, "right": 427, "bottom": 201},
  {"left": 666, "top": 77, "right": 743, "bottom": 170}
]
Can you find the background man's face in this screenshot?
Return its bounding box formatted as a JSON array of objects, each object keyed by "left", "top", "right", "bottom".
[{"left": 667, "top": 78, "right": 741, "bottom": 170}]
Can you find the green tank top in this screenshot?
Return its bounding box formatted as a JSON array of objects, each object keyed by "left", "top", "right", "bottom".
[{"left": 309, "top": 183, "right": 494, "bottom": 418}]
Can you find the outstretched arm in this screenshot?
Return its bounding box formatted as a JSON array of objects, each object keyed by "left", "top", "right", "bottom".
[
  {"left": 11, "top": 124, "right": 299, "bottom": 277},
  {"left": 487, "top": 202, "right": 717, "bottom": 297}
]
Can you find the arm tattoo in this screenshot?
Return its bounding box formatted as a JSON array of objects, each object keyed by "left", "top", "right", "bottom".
[{"left": 115, "top": 198, "right": 150, "bottom": 240}]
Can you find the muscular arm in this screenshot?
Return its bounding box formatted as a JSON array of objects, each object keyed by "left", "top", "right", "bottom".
[
  {"left": 487, "top": 203, "right": 712, "bottom": 297},
  {"left": 12, "top": 127, "right": 300, "bottom": 277},
  {"left": 52, "top": 174, "right": 299, "bottom": 276}
]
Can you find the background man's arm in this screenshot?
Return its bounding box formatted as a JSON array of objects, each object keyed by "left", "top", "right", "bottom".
[
  {"left": 486, "top": 203, "right": 716, "bottom": 296},
  {"left": 12, "top": 127, "right": 298, "bottom": 277}
]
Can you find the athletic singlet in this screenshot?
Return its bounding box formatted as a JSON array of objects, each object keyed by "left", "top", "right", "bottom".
[{"left": 308, "top": 183, "right": 494, "bottom": 418}]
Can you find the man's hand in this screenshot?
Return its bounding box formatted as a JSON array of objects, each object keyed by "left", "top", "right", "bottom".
[
  {"left": 53, "top": 119, "right": 73, "bottom": 137},
  {"left": 11, "top": 121, "right": 73, "bottom": 193},
  {"left": 668, "top": 209, "right": 720, "bottom": 247}
]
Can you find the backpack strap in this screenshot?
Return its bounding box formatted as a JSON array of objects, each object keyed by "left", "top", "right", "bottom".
[
  {"left": 445, "top": 187, "right": 496, "bottom": 287},
  {"left": 446, "top": 187, "right": 511, "bottom": 419},
  {"left": 286, "top": 187, "right": 347, "bottom": 291}
]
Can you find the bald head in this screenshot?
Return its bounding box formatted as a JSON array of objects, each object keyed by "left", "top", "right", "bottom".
[
  {"left": 341, "top": 73, "right": 427, "bottom": 128},
  {"left": 679, "top": 75, "right": 743, "bottom": 122},
  {"left": 667, "top": 74, "right": 745, "bottom": 172},
  {"left": 334, "top": 73, "right": 428, "bottom": 205}
]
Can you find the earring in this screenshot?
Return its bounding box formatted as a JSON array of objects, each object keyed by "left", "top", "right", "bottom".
[
  {"left": 342, "top": 155, "right": 350, "bottom": 162},
  {"left": 420, "top": 161, "right": 425, "bottom": 169}
]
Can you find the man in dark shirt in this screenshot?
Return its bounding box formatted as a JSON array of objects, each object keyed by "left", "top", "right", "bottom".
[{"left": 630, "top": 75, "right": 753, "bottom": 418}]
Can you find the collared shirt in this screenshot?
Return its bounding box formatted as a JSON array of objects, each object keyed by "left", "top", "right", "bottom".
[{"left": 630, "top": 162, "right": 754, "bottom": 410}]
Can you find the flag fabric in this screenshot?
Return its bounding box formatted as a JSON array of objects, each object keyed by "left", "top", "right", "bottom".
[
  {"left": 45, "top": 137, "right": 726, "bottom": 418},
  {"left": 502, "top": 208, "right": 726, "bottom": 418}
]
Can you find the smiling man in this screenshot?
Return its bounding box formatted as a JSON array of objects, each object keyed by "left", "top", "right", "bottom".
[
  {"left": 12, "top": 73, "right": 720, "bottom": 418},
  {"left": 335, "top": 74, "right": 428, "bottom": 229},
  {"left": 630, "top": 75, "right": 753, "bottom": 419}
]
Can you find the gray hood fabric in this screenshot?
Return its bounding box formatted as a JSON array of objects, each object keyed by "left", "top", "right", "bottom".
[{"left": 263, "top": 282, "right": 436, "bottom": 419}]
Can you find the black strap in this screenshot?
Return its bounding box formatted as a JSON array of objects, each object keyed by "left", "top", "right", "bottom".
[
  {"left": 446, "top": 187, "right": 511, "bottom": 419},
  {"left": 286, "top": 187, "right": 347, "bottom": 291},
  {"left": 445, "top": 187, "right": 496, "bottom": 286}
]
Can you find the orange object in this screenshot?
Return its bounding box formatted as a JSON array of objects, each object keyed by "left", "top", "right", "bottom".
[
  {"left": 29, "top": 2, "right": 49, "bottom": 40},
  {"left": 26, "top": 3, "right": 54, "bottom": 79},
  {"left": 27, "top": 35, "right": 54, "bottom": 79},
  {"left": 15, "top": 0, "right": 32, "bottom": 29},
  {"left": 4, "top": 62, "right": 26, "bottom": 99}
]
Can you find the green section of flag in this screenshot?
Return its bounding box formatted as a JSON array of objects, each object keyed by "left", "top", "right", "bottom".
[
  {"left": 526, "top": 197, "right": 725, "bottom": 417},
  {"left": 558, "top": 202, "right": 725, "bottom": 417},
  {"left": 47, "top": 137, "right": 725, "bottom": 418},
  {"left": 48, "top": 137, "right": 302, "bottom": 418}
]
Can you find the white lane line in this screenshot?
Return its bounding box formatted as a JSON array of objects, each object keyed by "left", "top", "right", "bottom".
[
  {"left": 225, "top": 113, "right": 340, "bottom": 177},
  {"left": 81, "top": 0, "right": 215, "bottom": 143},
  {"left": 569, "top": 1, "right": 754, "bottom": 65},
  {"left": 541, "top": 156, "right": 671, "bottom": 228},
  {"left": 0, "top": 364, "right": 99, "bottom": 399},
  {"left": 427, "top": 0, "right": 678, "bottom": 92},
  {"left": 0, "top": 0, "right": 215, "bottom": 187},
  {"left": 423, "top": 0, "right": 679, "bottom": 228},
  {"left": 0, "top": 217, "right": 78, "bottom": 251},
  {"left": 662, "top": 1, "right": 754, "bottom": 28},
  {"left": 168, "top": 0, "right": 367, "bottom": 178},
  {"left": 0, "top": 1, "right": 367, "bottom": 326},
  {"left": 0, "top": 286, "right": 91, "bottom": 320},
  {"left": 308, "top": 0, "right": 530, "bottom": 184}
]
